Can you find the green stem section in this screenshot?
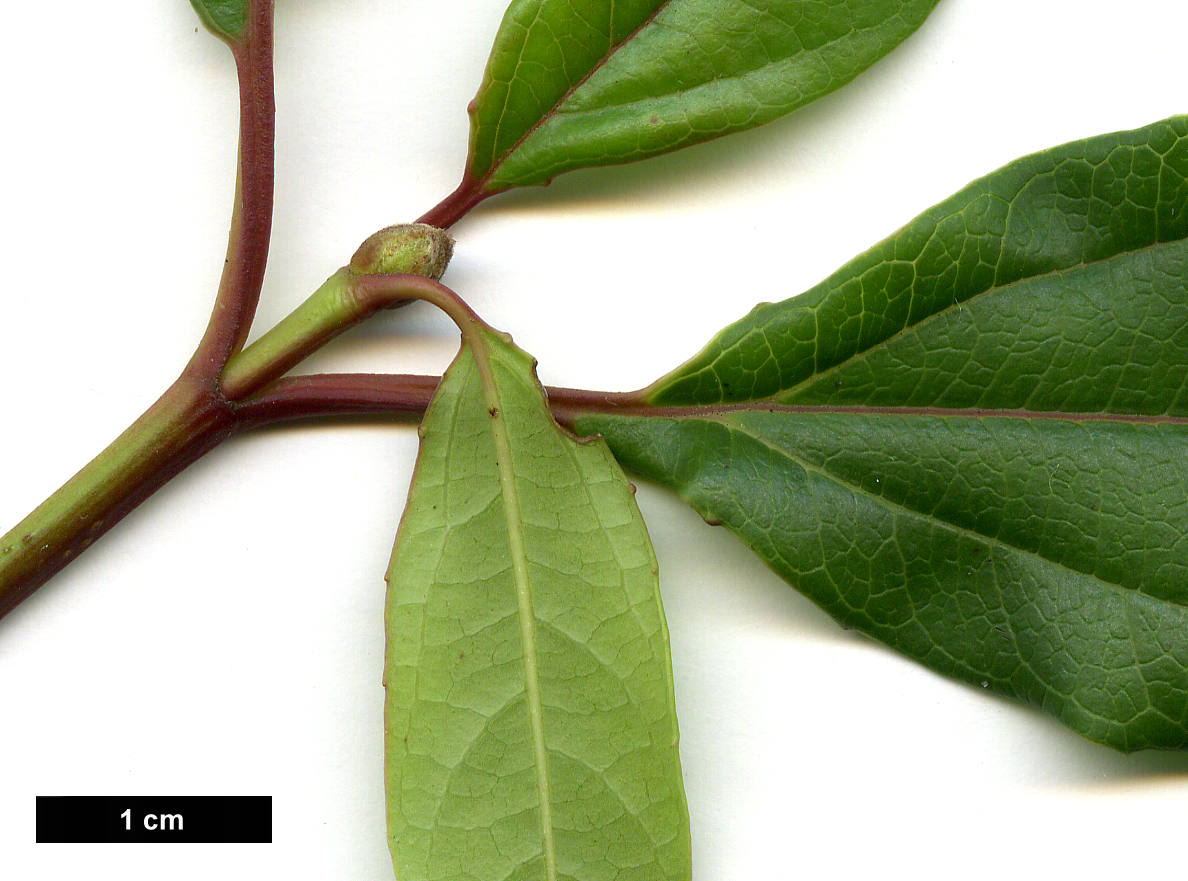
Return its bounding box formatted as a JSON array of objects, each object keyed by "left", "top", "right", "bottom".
[
  {"left": 0, "top": 4, "right": 477, "bottom": 622},
  {"left": 221, "top": 270, "right": 453, "bottom": 401},
  {"left": 221, "top": 268, "right": 355, "bottom": 399},
  {"left": 0, "top": 378, "right": 234, "bottom": 620},
  {"left": 0, "top": 0, "right": 274, "bottom": 623},
  {"left": 0, "top": 361, "right": 646, "bottom": 623},
  {"left": 0, "top": 268, "right": 467, "bottom": 623}
]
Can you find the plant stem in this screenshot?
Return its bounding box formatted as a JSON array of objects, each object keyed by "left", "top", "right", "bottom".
[
  {"left": 234, "top": 373, "right": 646, "bottom": 429},
  {"left": 0, "top": 378, "right": 234, "bottom": 619},
  {"left": 0, "top": 0, "right": 276, "bottom": 622},
  {"left": 188, "top": 0, "right": 276, "bottom": 375},
  {"left": 0, "top": 0, "right": 654, "bottom": 622},
  {"left": 221, "top": 272, "right": 453, "bottom": 401},
  {"left": 416, "top": 176, "right": 490, "bottom": 230},
  {"left": 234, "top": 374, "right": 442, "bottom": 427},
  {"left": 0, "top": 362, "right": 645, "bottom": 623}
]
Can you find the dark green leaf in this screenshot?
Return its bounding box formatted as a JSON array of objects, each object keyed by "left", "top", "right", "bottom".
[
  {"left": 189, "top": 0, "right": 248, "bottom": 44},
  {"left": 463, "top": 0, "right": 940, "bottom": 195},
  {"left": 385, "top": 326, "right": 690, "bottom": 879},
  {"left": 576, "top": 115, "right": 1188, "bottom": 751}
]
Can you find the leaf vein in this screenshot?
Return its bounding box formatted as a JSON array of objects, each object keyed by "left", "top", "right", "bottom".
[{"left": 717, "top": 414, "right": 1184, "bottom": 613}]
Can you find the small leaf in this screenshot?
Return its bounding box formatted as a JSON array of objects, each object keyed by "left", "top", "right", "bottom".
[
  {"left": 577, "top": 116, "right": 1188, "bottom": 752},
  {"left": 189, "top": 0, "right": 248, "bottom": 44},
  {"left": 458, "top": 0, "right": 940, "bottom": 196},
  {"left": 384, "top": 327, "right": 690, "bottom": 879}
]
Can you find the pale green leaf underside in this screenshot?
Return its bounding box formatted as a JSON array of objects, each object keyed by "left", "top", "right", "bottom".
[
  {"left": 385, "top": 331, "right": 690, "bottom": 880},
  {"left": 467, "top": 0, "right": 940, "bottom": 192},
  {"left": 577, "top": 116, "right": 1188, "bottom": 751}
]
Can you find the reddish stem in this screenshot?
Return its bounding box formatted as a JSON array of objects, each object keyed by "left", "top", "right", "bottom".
[
  {"left": 415, "top": 176, "right": 493, "bottom": 230},
  {"left": 0, "top": 379, "right": 236, "bottom": 621},
  {"left": 234, "top": 373, "right": 647, "bottom": 430},
  {"left": 0, "top": 0, "right": 276, "bottom": 623},
  {"left": 235, "top": 374, "right": 441, "bottom": 427},
  {"left": 188, "top": 0, "right": 276, "bottom": 376}
]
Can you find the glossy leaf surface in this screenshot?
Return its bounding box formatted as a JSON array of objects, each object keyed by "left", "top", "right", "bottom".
[
  {"left": 188, "top": 0, "right": 247, "bottom": 43},
  {"left": 385, "top": 328, "right": 690, "bottom": 879},
  {"left": 577, "top": 116, "right": 1188, "bottom": 751},
  {"left": 463, "top": 0, "right": 940, "bottom": 194}
]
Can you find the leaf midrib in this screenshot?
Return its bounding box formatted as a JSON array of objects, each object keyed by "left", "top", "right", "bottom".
[
  {"left": 470, "top": 340, "right": 558, "bottom": 881},
  {"left": 487, "top": 0, "right": 905, "bottom": 181},
  {"left": 482, "top": 0, "right": 893, "bottom": 181},
  {"left": 544, "top": 13, "right": 891, "bottom": 120},
  {"left": 627, "top": 402, "right": 1188, "bottom": 425},
  {"left": 481, "top": 0, "right": 678, "bottom": 189},
  {"left": 702, "top": 410, "right": 1187, "bottom": 612},
  {"left": 741, "top": 411, "right": 1186, "bottom": 739},
  {"left": 769, "top": 234, "right": 1183, "bottom": 404}
]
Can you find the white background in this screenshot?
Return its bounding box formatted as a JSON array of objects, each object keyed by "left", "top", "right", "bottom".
[{"left": 2, "top": 1, "right": 1187, "bottom": 878}]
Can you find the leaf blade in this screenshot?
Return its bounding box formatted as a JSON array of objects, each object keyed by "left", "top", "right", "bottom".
[
  {"left": 464, "top": 0, "right": 941, "bottom": 194},
  {"left": 646, "top": 116, "right": 1188, "bottom": 408},
  {"left": 577, "top": 116, "right": 1188, "bottom": 751},
  {"left": 586, "top": 409, "right": 1188, "bottom": 750},
  {"left": 189, "top": 0, "right": 248, "bottom": 43},
  {"left": 385, "top": 330, "right": 690, "bottom": 879}
]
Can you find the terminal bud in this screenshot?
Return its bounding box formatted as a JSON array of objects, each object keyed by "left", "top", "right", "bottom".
[{"left": 350, "top": 223, "right": 454, "bottom": 279}]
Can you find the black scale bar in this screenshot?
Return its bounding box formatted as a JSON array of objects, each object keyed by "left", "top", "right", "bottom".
[{"left": 36, "top": 796, "right": 272, "bottom": 843}]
